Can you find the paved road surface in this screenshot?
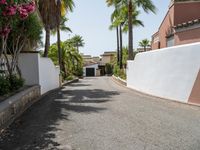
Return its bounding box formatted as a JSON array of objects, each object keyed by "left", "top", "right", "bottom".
[{"left": 0, "top": 77, "right": 200, "bottom": 150}]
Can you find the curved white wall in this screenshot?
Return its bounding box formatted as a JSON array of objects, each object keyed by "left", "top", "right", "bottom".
[
  {"left": 19, "top": 53, "right": 60, "bottom": 94},
  {"left": 127, "top": 43, "right": 200, "bottom": 103},
  {"left": 39, "top": 58, "right": 60, "bottom": 94}
]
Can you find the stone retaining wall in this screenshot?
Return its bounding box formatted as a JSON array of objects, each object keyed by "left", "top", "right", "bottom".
[{"left": 0, "top": 85, "right": 40, "bottom": 131}]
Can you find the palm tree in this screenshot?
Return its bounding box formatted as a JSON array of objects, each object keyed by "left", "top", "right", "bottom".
[
  {"left": 127, "top": 0, "right": 156, "bottom": 59},
  {"left": 107, "top": 0, "right": 144, "bottom": 69},
  {"left": 55, "top": 0, "right": 74, "bottom": 72},
  {"left": 108, "top": 0, "right": 156, "bottom": 60},
  {"left": 70, "top": 35, "right": 85, "bottom": 52},
  {"left": 48, "top": 41, "right": 83, "bottom": 78},
  {"left": 51, "top": 16, "right": 72, "bottom": 35},
  {"left": 139, "top": 39, "right": 150, "bottom": 51},
  {"left": 38, "top": 0, "right": 74, "bottom": 58},
  {"left": 38, "top": 0, "right": 58, "bottom": 57},
  {"left": 109, "top": 2, "right": 120, "bottom": 67}
]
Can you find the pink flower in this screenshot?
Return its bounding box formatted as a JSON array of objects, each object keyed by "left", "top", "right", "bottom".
[
  {"left": 22, "top": 1, "right": 36, "bottom": 14},
  {"left": 0, "top": 0, "right": 7, "bottom": 5},
  {"left": 18, "top": 6, "right": 28, "bottom": 19},
  {"left": 0, "top": 26, "right": 11, "bottom": 37},
  {"left": 17, "top": 1, "right": 36, "bottom": 19},
  {"left": 2, "top": 5, "right": 17, "bottom": 16}
]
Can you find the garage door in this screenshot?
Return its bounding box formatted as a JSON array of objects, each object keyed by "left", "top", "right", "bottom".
[{"left": 86, "top": 68, "right": 95, "bottom": 76}]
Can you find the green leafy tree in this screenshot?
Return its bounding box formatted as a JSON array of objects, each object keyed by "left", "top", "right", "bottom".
[
  {"left": 6, "top": 13, "right": 43, "bottom": 77},
  {"left": 0, "top": 1, "right": 40, "bottom": 94},
  {"left": 0, "top": 1, "right": 41, "bottom": 78},
  {"left": 48, "top": 41, "right": 83, "bottom": 79}
]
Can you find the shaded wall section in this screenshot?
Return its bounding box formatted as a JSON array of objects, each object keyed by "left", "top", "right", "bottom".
[{"left": 189, "top": 70, "right": 200, "bottom": 104}]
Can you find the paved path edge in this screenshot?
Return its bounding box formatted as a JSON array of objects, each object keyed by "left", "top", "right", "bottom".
[{"left": 111, "top": 76, "right": 200, "bottom": 108}]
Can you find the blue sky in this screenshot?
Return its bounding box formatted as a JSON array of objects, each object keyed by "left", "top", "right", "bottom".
[{"left": 50, "top": 0, "right": 171, "bottom": 56}]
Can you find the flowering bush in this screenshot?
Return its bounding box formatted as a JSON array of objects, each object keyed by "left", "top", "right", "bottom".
[
  {"left": 0, "top": 0, "right": 36, "bottom": 37},
  {"left": 0, "top": 0, "right": 38, "bottom": 92}
]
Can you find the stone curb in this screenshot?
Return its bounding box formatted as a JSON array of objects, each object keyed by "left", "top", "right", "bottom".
[
  {"left": 112, "top": 75, "right": 127, "bottom": 86},
  {"left": 62, "top": 78, "right": 79, "bottom": 86}
]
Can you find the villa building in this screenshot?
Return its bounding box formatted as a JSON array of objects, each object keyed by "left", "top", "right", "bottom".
[
  {"left": 82, "top": 51, "right": 116, "bottom": 77},
  {"left": 100, "top": 51, "right": 116, "bottom": 65},
  {"left": 151, "top": 0, "right": 200, "bottom": 50}
]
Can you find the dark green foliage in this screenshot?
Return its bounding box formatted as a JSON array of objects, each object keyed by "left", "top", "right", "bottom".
[
  {"left": 113, "top": 64, "right": 126, "bottom": 80},
  {"left": 0, "top": 75, "right": 24, "bottom": 96},
  {"left": 66, "top": 75, "right": 74, "bottom": 81},
  {"left": 0, "top": 76, "right": 11, "bottom": 96},
  {"left": 75, "top": 68, "right": 83, "bottom": 77},
  {"left": 118, "top": 69, "right": 126, "bottom": 80},
  {"left": 105, "top": 63, "right": 113, "bottom": 75},
  {"left": 8, "top": 75, "right": 25, "bottom": 91},
  {"left": 7, "top": 13, "right": 43, "bottom": 51},
  {"left": 113, "top": 64, "right": 120, "bottom": 76},
  {"left": 49, "top": 40, "right": 84, "bottom": 80}
]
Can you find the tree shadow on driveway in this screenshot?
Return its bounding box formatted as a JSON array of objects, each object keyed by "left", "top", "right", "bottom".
[
  {"left": 0, "top": 82, "right": 120, "bottom": 150},
  {"left": 61, "top": 88, "right": 119, "bottom": 104},
  {"left": 67, "top": 83, "right": 92, "bottom": 87}
]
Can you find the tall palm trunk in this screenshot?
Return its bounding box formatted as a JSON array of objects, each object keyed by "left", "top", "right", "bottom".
[
  {"left": 57, "top": 1, "right": 63, "bottom": 74},
  {"left": 44, "top": 25, "right": 50, "bottom": 57},
  {"left": 128, "top": 0, "right": 134, "bottom": 60},
  {"left": 116, "top": 26, "right": 120, "bottom": 66},
  {"left": 119, "top": 24, "right": 123, "bottom": 69},
  {"left": 57, "top": 25, "right": 62, "bottom": 71},
  {"left": 77, "top": 45, "right": 79, "bottom": 52}
]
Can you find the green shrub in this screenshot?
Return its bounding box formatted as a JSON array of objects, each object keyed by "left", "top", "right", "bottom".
[
  {"left": 105, "top": 63, "right": 113, "bottom": 75},
  {"left": 0, "top": 76, "right": 11, "bottom": 96},
  {"left": 75, "top": 68, "right": 83, "bottom": 77},
  {"left": 66, "top": 75, "right": 74, "bottom": 81},
  {"left": 8, "top": 75, "right": 24, "bottom": 91},
  {"left": 0, "top": 75, "right": 24, "bottom": 96},
  {"left": 119, "top": 69, "right": 126, "bottom": 80},
  {"left": 113, "top": 64, "right": 126, "bottom": 80},
  {"left": 113, "top": 64, "right": 120, "bottom": 76}
]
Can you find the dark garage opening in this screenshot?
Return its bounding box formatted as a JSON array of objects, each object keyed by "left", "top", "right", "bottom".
[{"left": 86, "top": 68, "right": 95, "bottom": 77}]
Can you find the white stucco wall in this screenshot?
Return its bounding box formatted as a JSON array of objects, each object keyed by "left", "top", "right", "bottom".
[
  {"left": 39, "top": 58, "right": 60, "bottom": 94},
  {"left": 127, "top": 42, "right": 200, "bottom": 102},
  {"left": 19, "top": 53, "right": 60, "bottom": 94},
  {"left": 83, "top": 64, "right": 98, "bottom": 76},
  {"left": 18, "top": 53, "right": 40, "bottom": 85}
]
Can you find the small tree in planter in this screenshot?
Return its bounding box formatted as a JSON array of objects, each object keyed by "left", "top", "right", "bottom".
[
  {"left": 0, "top": 0, "right": 43, "bottom": 95},
  {"left": 0, "top": 0, "right": 36, "bottom": 78}
]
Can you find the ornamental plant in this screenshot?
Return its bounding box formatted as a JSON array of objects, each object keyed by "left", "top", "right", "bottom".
[
  {"left": 0, "top": 0, "right": 36, "bottom": 78},
  {"left": 0, "top": 0, "right": 36, "bottom": 36}
]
